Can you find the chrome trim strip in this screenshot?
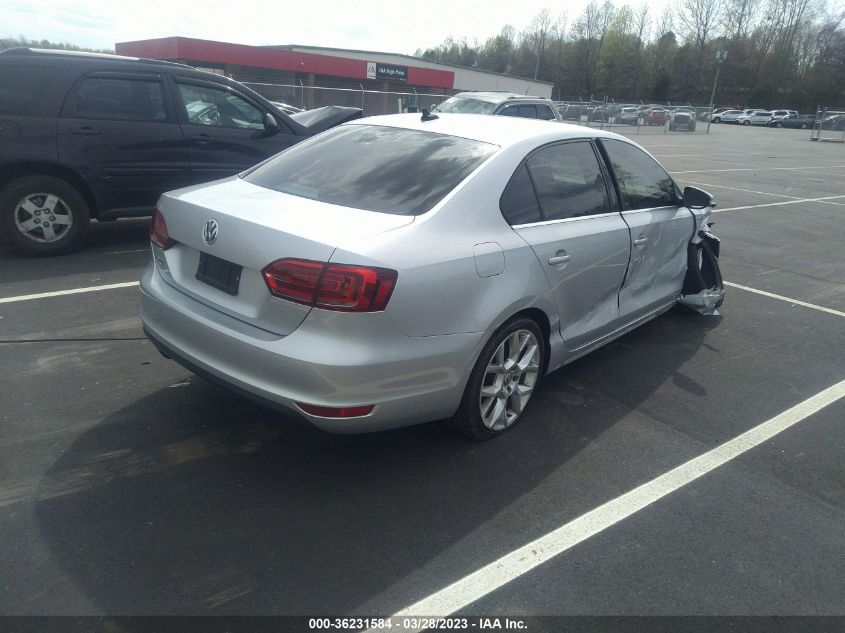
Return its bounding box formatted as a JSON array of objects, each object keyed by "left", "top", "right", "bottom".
[
  {"left": 512, "top": 211, "right": 621, "bottom": 229},
  {"left": 621, "top": 205, "right": 679, "bottom": 215}
]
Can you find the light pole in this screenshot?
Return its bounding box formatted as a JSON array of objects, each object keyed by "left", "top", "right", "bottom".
[{"left": 706, "top": 49, "right": 728, "bottom": 135}]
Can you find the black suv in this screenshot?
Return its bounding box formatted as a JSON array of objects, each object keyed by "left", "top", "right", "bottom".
[{"left": 0, "top": 48, "right": 356, "bottom": 255}]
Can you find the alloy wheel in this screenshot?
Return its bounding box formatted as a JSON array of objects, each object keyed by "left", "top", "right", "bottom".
[
  {"left": 14, "top": 193, "right": 74, "bottom": 243},
  {"left": 479, "top": 329, "right": 540, "bottom": 431}
]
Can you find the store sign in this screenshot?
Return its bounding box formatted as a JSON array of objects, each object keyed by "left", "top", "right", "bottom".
[{"left": 366, "top": 61, "right": 408, "bottom": 82}]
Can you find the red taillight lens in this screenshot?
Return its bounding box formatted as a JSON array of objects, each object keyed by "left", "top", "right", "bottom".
[
  {"left": 262, "top": 259, "right": 397, "bottom": 312},
  {"left": 296, "top": 403, "right": 375, "bottom": 418},
  {"left": 150, "top": 208, "right": 174, "bottom": 250},
  {"left": 261, "top": 259, "right": 325, "bottom": 306}
]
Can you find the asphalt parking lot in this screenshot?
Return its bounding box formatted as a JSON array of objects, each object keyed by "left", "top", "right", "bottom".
[{"left": 1, "top": 124, "right": 843, "bottom": 619}]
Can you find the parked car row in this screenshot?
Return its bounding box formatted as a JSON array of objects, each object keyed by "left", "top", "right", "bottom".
[{"left": 710, "top": 107, "right": 821, "bottom": 129}]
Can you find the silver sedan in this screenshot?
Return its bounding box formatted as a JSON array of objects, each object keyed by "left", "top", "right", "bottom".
[{"left": 141, "top": 113, "right": 723, "bottom": 439}]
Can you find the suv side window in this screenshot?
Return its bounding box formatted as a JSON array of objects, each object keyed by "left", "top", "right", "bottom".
[
  {"left": 65, "top": 76, "right": 167, "bottom": 122},
  {"left": 500, "top": 164, "right": 542, "bottom": 225},
  {"left": 0, "top": 65, "right": 59, "bottom": 116},
  {"left": 499, "top": 104, "right": 537, "bottom": 119},
  {"left": 536, "top": 104, "right": 557, "bottom": 120},
  {"left": 525, "top": 141, "right": 611, "bottom": 221},
  {"left": 176, "top": 82, "right": 264, "bottom": 130},
  {"left": 601, "top": 139, "right": 679, "bottom": 210}
]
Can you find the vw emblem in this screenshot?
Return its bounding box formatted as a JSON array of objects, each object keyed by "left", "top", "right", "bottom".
[{"left": 202, "top": 219, "right": 219, "bottom": 246}]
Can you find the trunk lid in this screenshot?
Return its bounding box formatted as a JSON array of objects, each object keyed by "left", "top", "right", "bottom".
[{"left": 157, "top": 176, "right": 413, "bottom": 335}]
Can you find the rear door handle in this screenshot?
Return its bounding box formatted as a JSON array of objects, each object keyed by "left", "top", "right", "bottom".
[
  {"left": 191, "top": 134, "right": 212, "bottom": 144},
  {"left": 68, "top": 126, "right": 100, "bottom": 136},
  {"left": 548, "top": 255, "right": 571, "bottom": 265},
  {"left": 634, "top": 237, "right": 649, "bottom": 247}
]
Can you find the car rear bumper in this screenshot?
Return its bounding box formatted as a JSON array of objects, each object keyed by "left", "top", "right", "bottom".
[{"left": 140, "top": 263, "right": 485, "bottom": 433}]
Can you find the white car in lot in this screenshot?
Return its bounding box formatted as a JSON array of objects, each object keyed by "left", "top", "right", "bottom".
[
  {"left": 770, "top": 109, "right": 798, "bottom": 121},
  {"left": 737, "top": 111, "right": 773, "bottom": 126},
  {"left": 711, "top": 110, "right": 743, "bottom": 123}
]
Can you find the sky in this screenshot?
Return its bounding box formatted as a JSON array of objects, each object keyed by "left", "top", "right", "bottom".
[{"left": 0, "top": 0, "right": 655, "bottom": 55}]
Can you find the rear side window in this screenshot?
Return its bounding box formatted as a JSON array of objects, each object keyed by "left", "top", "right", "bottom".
[
  {"left": 243, "top": 125, "right": 497, "bottom": 216},
  {"left": 525, "top": 141, "right": 610, "bottom": 221},
  {"left": 0, "top": 65, "right": 58, "bottom": 116},
  {"left": 500, "top": 104, "right": 537, "bottom": 118},
  {"left": 500, "top": 164, "right": 541, "bottom": 225},
  {"left": 601, "top": 139, "right": 679, "bottom": 210},
  {"left": 536, "top": 104, "right": 557, "bottom": 120},
  {"left": 67, "top": 77, "right": 167, "bottom": 122}
]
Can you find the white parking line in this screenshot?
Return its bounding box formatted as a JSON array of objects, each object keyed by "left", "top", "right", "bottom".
[
  {"left": 712, "top": 194, "right": 845, "bottom": 213},
  {"left": 724, "top": 281, "right": 845, "bottom": 318},
  {"left": 671, "top": 164, "right": 845, "bottom": 174},
  {"left": 683, "top": 181, "right": 802, "bottom": 199},
  {"left": 0, "top": 281, "right": 140, "bottom": 305},
  {"left": 381, "top": 379, "right": 845, "bottom": 623}
]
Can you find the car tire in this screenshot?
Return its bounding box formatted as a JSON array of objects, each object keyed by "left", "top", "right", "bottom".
[
  {"left": 776, "top": 121, "right": 782, "bottom": 127},
  {"left": 801, "top": 123, "right": 808, "bottom": 129},
  {"left": 1, "top": 175, "right": 90, "bottom": 256},
  {"left": 448, "top": 317, "right": 545, "bottom": 441},
  {"left": 713, "top": 117, "right": 721, "bottom": 123},
  {"left": 742, "top": 120, "right": 751, "bottom": 125}
]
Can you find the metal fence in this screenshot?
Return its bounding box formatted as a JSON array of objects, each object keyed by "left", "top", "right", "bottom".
[
  {"left": 810, "top": 107, "right": 845, "bottom": 143},
  {"left": 241, "top": 81, "right": 452, "bottom": 116}
]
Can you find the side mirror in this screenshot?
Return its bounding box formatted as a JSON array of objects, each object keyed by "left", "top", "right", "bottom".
[
  {"left": 264, "top": 113, "right": 280, "bottom": 133},
  {"left": 683, "top": 186, "right": 714, "bottom": 210}
]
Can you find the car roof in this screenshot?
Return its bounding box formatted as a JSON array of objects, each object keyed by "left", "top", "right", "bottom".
[
  {"left": 348, "top": 113, "right": 623, "bottom": 148},
  {"left": 450, "top": 91, "right": 551, "bottom": 104},
  {"left": 0, "top": 47, "right": 193, "bottom": 70}
]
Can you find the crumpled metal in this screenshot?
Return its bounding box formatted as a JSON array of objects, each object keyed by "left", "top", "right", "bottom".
[{"left": 679, "top": 287, "right": 724, "bottom": 316}]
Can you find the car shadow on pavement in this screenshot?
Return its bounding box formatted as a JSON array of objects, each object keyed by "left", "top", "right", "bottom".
[
  {"left": 33, "top": 310, "right": 720, "bottom": 616},
  {"left": 0, "top": 219, "right": 150, "bottom": 284}
]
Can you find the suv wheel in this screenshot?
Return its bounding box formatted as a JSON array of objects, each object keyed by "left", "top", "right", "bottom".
[
  {"left": 448, "top": 317, "right": 544, "bottom": 440},
  {"left": 1, "top": 175, "right": 90, "bottom": 256}
]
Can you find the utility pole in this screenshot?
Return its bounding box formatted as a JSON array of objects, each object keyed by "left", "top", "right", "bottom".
[{"left": 706, "top": 49, "right": 728, "bottom": 135}]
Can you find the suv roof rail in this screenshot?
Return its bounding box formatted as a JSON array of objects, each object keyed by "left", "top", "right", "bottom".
[{"left": 0, "top": 47, "right": 193, "bottom": 69}]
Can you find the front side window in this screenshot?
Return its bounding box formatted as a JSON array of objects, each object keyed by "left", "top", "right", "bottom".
[
  {"left": 68, "top": 77, "right": 167, "bottom": 122},
  {"left": 243, "top": 125, "right": 497, "bottom": 216},
  {"left": 177, "top": 83, "right": 264, "bottom": 130},
  {"left": 524, "top": 141, "right": 610, "bottom": 221},
  {"left": 601, "top": 139, "right": 679, "bottom": 210}
]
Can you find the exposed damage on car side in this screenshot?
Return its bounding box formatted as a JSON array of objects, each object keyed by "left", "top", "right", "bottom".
[{"left": 680, "top": 226, "right": 725, "bottom": 315}]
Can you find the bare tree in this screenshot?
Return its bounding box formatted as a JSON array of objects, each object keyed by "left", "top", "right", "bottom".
[
  {"left": 676, "top": 0, "right": 725, "bottom": 53},
  {"left": 655, "top": 5, "right": 674, "bottom": 40},
  {"left": 527, "top": 9, "right": 554, "bottom": 79},
  {"left": 573, "top": 0, "right": 617, "bottom": 92}
]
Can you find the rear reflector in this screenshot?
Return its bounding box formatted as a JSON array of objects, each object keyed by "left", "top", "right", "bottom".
[
  {"left": 262, "top": 259, "right": 397, "bottom": 312},
  {"left": 150, "top": 208, "right": 174, "bottom": 250},
  {"left": 296, "top": 403, "right": 375, "bottom": 418}
]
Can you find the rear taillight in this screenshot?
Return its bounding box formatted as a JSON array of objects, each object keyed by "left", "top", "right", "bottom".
[
  {"left": 150, "top": 208, "right": 174, "bottom": 250},
  {"left": 262, "top": 259, "right": 397, "bottom": 312}
]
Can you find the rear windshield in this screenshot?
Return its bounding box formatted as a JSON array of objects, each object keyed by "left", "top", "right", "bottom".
[
  {"left": 242, "top": 125, "right": 497, "bottom": 216},
  {"left": 433, "top": 96, "right": 496, "bottom": 114}
]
